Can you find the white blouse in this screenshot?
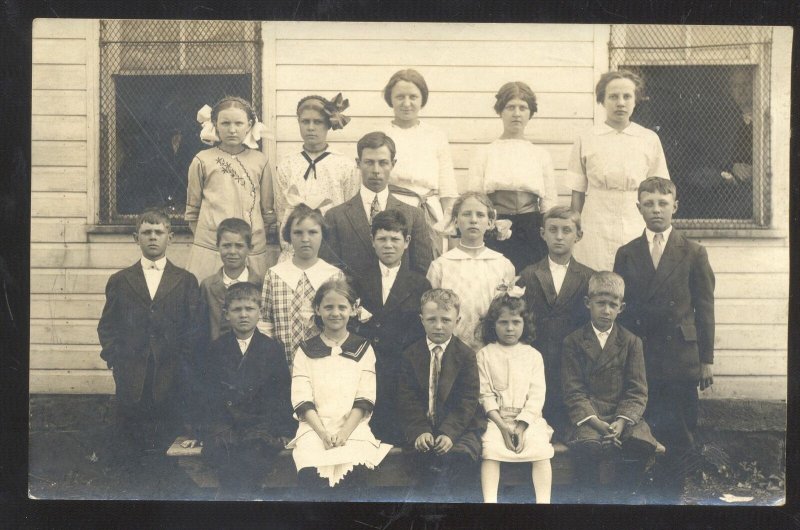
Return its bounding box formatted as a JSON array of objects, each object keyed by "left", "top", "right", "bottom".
[
  {"left": 389, "top": 121, "right": 458, "bottom": 198},
  {"left": 467, "top": 139, "right": 558, "bottom": 212}
]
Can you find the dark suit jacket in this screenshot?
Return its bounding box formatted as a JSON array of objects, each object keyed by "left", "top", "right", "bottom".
[
  {"left": 320, "top": 192, "right": 433, "bottom": 281},
  {"left": 97, "top": 260, "right": 201, "bottom": 404},
  {"left": 613, "top": 229, "right": 715, "bottom": 381},
  {"left": 197, "top": 330, "right": 294, "bottom": 442},
  {"left": 198, "top": 265, "right": 263, "bottom": 343},
  {"left": 397, "top": 336, "right": 485, "bottom": 459}
]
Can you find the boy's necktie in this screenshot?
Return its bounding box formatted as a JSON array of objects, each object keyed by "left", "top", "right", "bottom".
[
  {"left": 651, "top": 232, "right": 664, "bottom": 269},
  {"left": 428, "top": 345, "right": 443, "bottom": 426},
  {"left": 370, "top": 194, "right": 381, "bottom": 225}
]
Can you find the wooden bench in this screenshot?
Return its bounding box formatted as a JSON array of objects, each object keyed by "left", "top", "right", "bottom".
[{"left": 167, "top": 436, "right": 576, "bottom": 489}]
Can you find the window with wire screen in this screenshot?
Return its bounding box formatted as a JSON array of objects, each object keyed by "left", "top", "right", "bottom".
[
  {"left": 99, "top": 19, "right": 262, "bottom": 224},
  {"left": 610, "top": 25, "right": 772, "bottom": 229}
]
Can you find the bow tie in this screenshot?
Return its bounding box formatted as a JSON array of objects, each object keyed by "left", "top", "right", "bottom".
[{"left": 144, "top": 261, "right": 162, "bottom": 271}]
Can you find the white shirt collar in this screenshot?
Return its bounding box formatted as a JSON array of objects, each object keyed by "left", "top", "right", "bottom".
[
  {"left": 427, "top": 337, "right": 451, "bottom": 356},
  {"left": 595, "top": 121, "right": 647, "bottom": 137},
  {"left": 235, "top": 330, "right": 255, "bottom": 354},
  {"left": 360, "top": 184, "right": 390, "bottom": 210},
  {"left": 591, "top": 322, "right": 613, "bottom": 338},
  {"left": 378, "top": 261, "right": 401, "bottom": 278},
  {"left": 270, "top": 259, "right": 341, "bottom": 291},
  {"left": 222, "top": 267, "right": 249, "bottom": 286},
  {"left": 140, "top": 256, "right": 167, "bottom": 271},
  {"left": 548, "top": 257, "right": 570, "bottom": 270},
  {"left": 645, "top": 225, "right": 673, "bottom": 245}
]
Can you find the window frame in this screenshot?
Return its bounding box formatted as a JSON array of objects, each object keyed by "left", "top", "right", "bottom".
[{"left": 609, "top": 25, "right": 773, "bottom": 232}]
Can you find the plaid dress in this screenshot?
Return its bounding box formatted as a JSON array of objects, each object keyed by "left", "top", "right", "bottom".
[{"left": 260, "top": 259, "right": 344, "bottom": 368}]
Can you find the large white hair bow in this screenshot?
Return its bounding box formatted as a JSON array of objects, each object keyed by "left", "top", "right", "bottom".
[{"left": 196, "top": 104, "right": 270, "bottom": 149}]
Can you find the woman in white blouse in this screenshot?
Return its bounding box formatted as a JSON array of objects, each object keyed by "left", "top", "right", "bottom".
[
  {"left": 468, "top": 82, "right": 559, "bottom": 272},
  {"left": 383, "top": 69, "right": 457, "bottom": 254},
  {"left": 566, "top": 70, "right": 670, "bottom": 271}
]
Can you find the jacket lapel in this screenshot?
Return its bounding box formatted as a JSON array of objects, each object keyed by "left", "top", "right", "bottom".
[
  {"left": 343, "top": 194, "right": 373, "bottom": 249},
  {"left": 592, "top": 324, "right": 622, "bottom": 373},
  {"left": 554, "top": 260, "right": 582, "bottom": 307},
  {"left": 382, "top": 267, "right": 413, "bottom": 314},
  {"left": 533, "top": 262, "right": 557, "bottom": 307},
  {"left": 124, "top": 262, "right": 153, "bottom": 305},
  {"left": 644, "top": 231, "right": 686, "bottom": 301},
  {"left": 580, "top": 323, "right": 603, "bottom": 368},
  {"left": 630, "top": 233, "right": 656, "bottom": 289},
  {"left": 436, "top": 340, "right": 461, "bottom": 408},
  {"left": 152, "top": 260, "right": 181, "bottom": 303},
  {"left": 411, "top": 341, "right": 432, "bottom": 393}
]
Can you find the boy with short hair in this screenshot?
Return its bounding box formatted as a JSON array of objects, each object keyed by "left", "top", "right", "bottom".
[
  {"left": 397, "top": 288, "right": 485, "bottom": 502},
  {"left": 352, "top": 209, "right": 432, "bottom": 445},
  {"left": 198, "top": 218, "right": 264, "bottom": 343},
  {"left": 561, "top": 271, "right": 659, "bottom": 498},
  {"left": 97, "top": 208, "right": 201, "bottom": 471},
  {"left": 614, "top": 176, "right": 715, "bottom": 499},
  {"left": 193, "top": 282, "right": 293, "bottom": 497},
  {"left": 517, "top": 205, "right": 593, "bottom": 441}
]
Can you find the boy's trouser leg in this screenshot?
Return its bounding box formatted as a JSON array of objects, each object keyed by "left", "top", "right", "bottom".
[{"left": 646, "top": 379, "right": 700, "bottom": 502}]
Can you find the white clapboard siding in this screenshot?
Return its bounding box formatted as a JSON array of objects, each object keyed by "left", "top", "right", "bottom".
[
  {"left": 276, "top": 65, "right": 596, "bottom": 93},
  {"left": 28, "top": 21, "right": 789, "bottom": 401},
  {"left": 32, "top": 90, "right": 87, "bottom": 116},
  {"left": 31, "top": 167, "right": 87, "bottom": 192}
]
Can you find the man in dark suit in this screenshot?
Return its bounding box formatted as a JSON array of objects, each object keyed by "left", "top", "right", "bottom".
[
  {"left": 351, "top": 209, "right": 432, "bottom": 444},
  {"left": 320, "top": 131, "right": 433, "bottom": 281},
  {"left": 517, "top": 205, "right": 593, "bottom": 441},
  {"left": 614, "top": 177, "right": 715, "bottom": 499},
  {"left": 397, "top": 288, "right": 485, "bottom": 502},
  {"left": 97, "top": 208, "right": 201, "bottom": 470}
]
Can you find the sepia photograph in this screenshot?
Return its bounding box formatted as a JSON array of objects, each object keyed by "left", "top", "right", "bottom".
[{"left": 27, "top": 19, "right": 790, "bottom": 508}]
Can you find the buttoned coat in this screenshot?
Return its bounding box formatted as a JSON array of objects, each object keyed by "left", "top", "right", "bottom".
[
  {"left": 561, "top": 323, "right": 656, "bottom": 447},
  {"left": 197, "top": 330, "right": 294, "bottom": 444},
  {"left": 97, "top": 260, "right": 201, "bottom": 405},
  {"left": 198, "top": 265, "right": 263, "bottom": 343},
  {"left": 319, "top": 192, "right": 433, "bottom": 281},
  {"left": 397, "top": 336, "right": 486, "bottom": 460},
  {"left": 517, "top": 257, "right": 593, "bottom": 431},
  {"left": 613, "top": 230, "right": 715, "bottom": 382}
]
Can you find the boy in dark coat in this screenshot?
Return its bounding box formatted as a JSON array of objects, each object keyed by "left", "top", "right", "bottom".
[
  {"left": 562, "top": 271, "right": 659, "bottom": 500},
  {"left": 397, "top": 288, "right": 486, "bottom": 502},
  {"left": 614, "top": 176, "right": 715, "bottom": 500},
  {"left": 517, "top": 205, "right": 593, "bottom": 441},
  {"left": 191, "top": 282, "right": 294, "bottom": 497},
  {"left": 97, "top": 208, "right": 201, "bottom": 470},
  {"left": 351, "top": 209, "right": 431, "bottom": 444}
]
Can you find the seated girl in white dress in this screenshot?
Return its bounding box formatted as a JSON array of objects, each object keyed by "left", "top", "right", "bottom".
[
  {"left": 287, "top": 278, "right": 392, "bottom": 492},
  {"left": 274, "top": 94, "right": 359, "bottom": 262},
  {"left": 476, "top": 290, "right": 554, "bottom": 503}
]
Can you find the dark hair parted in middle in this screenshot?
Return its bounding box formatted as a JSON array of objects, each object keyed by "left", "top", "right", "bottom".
[
  {"left": 478, "top": 293, "right": 536, "bottom": 346},
  {"left": 493, "top": 81, "right": 538, "bottom": 115},
  {"left": 312, "top": 278, "right": 359, "bottom": 330},
  {"left": 356, "top": 131, "right": 397, "bottom": 160},
  {"left": 371, "top": 209, "right": 409, "bottom": 238},
  {"left": 281, "top": 203, "right": 329, "bottom": 244},
  {"left": 383, "top": 69, "right": 429, "bottom": 108},
  {"left": 595, "top": 70, "right": 645, "bottom": 104}
]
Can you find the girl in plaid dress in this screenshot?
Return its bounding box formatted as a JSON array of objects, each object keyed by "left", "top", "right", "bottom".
[{"left": 259, "top": 204, "right": 343, "bottom": 369}]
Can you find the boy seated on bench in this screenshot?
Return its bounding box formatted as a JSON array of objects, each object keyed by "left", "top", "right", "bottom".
[{"left": 184, "top": 282, "right": 294, "bottom": 497}]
